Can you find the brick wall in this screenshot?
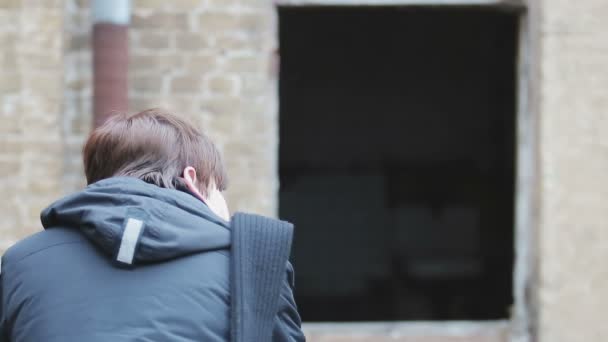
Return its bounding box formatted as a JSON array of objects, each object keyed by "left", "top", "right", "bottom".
[
  {"left": 62, "top": 0, "right": 279, "bottom": 216},
  {"left": 1, "top": 0, "right": 279, "bottom": 248},
  {"left": 63, "top": 0, "right": 92, "bottom": 192},
  {"left": 128, "top": 0, "right": 278, "bottom": 216},
  {"left": 4, "top": 0, "right": 608, "bottom": 341},
  {"left": 0, "top": 0, "right": 65, "bottom": 250}
]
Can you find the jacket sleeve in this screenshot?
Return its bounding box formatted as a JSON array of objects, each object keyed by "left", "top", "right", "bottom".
[
  {"left": 0, "top": 262, "right": 8, "bottom": 342},
  {"left": 272, "top": 262, "right": 306, "bottom": 342}
]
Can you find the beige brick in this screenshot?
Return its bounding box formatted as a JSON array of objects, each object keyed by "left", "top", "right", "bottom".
[
  {"left": 129, "top": 95, "right": 156, "bottom": 112},
  {"left": 73, "top": 0, "right": 88, "bottom": 9},
  {"left": 23, "top": 74, "right": 62, "bottom": 96},
  {"left": 0, "top": 138, "right": 23, "bottom": 157},
  {"left": 21, "top": 0, "right": 64, "bottom": 9},
  {"left": 0, "top": 31, "right": 16, "bottom": 48},
  {"left": 130, "top": 55, "right": 160, "bottom": 72},
  {"left": 207, "top": 0, "right": 255, "bottom": 6},
  {"left": 26, "top": 32, "right": 62, "bottom": 51},
  {"left": 216, "top": 36, "right": 253, "bottom": 51},
  {"left": 206, "top": 0, "right": 234, "bottom": 4},
  {"left": 224, "top": 56, "right": 261, "bottom": 72},
  {"left": 132, "top": 75, "right": 164, "bottom": 92},
  {"left": 0, "top": 0, "right": 20, "bottom": 9},
  {"left": 132, "top": 12, "right": 189, "bottom": 31},
  {"left": 68, "top": 109, "right": 92, "bottom": 135},
  {"left": 0, "top": 160, "right": 20, "bottom": 178},
  {"left": 132, "top": 0, "right": 166, "bottom": 9},
  {"left": 0, "top": 115, "right": 21, "bottom": 134},
  {"left": 0, "top": 49, "right": 18, "bottom": 69},
  {"left": 69, "top": 11, "right": 91, "bottom": 31},
  {"left": 207, "top": 75, "right": 236, "bottom": 94},
  {"left": 0, "top": 72, "right": 21, "bottom": 92},
  {"left": 247, "top": 160, "right": 273, "bottom": 179},
  {"left": 175, "top": 32, "right": 210, "bottom": 51},
  {"left": 66, "top": 75, "right": 91, "bottom": 91},
  {"left": 17, "top": 140, "right": 62, "bottom": 157},
  {"left": 239, "top": 12, "right": 269, "bottom": 34},
  {"left": 159, "top": 101, "right": 197, "bottom": 119},
  {"left": 138, "top": 32, "right": 171, "bottom": 49},
  {"left": 241, "top": 74, "right": 267, "bottom": 96},
  {"left": 20, "top": 121, "right": 61, "bottom": 138},
  {"left": 0, "top": 200, "right": 19, "bottom": 220},
  {"left": 0, "top": 12, "right": 18, "bottom": 32},
  {"left": 133, "top": 0, "right": 202, "bottom": 10},
  {"left": 130, "top": 54, "right": 184, "bottom": 74},
  {"left": 198, "top": 12, "right": 239, "bottom": 32},
  {"left": 170, "top": 0, "right": 203, "bottom": 9},
  {"left": 185, "top": 55, "right": 216, "bottom": 73},
  {"left": 223, "top": 140, "right": 256, "bottom": 160},
  {"left": 207, "top": 110, "right": 239, "bottom": 134},
  {"left": 19, "top": 52, "right": 62, "bottom": 70},
  {"left": 201, "top": 97, "right": 241, "bottom": 116},
  {"left": 26, "top": 11, "right": 62, "bottom": 32},
  {"left": 65, "top": 34, "right": 90, "bottom": 51},
  {"left": 24, "top": 179, "right": 61, "bottom": 194},
  {"left": 170, "top": 75, "right": 201, "bottom": 93}
]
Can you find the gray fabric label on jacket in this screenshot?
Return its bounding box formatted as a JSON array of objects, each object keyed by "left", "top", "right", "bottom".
[{"left": 116, "top": 218, "right": 144, "bottom": 265}]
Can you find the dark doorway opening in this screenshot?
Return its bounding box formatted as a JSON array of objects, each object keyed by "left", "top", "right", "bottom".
[{"left": 278, "top": 6, "right": 518, "bottom": 321}]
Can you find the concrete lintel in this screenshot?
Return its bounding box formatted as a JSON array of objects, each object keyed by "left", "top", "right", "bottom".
[
  {"left": 276, "top": 0, "right": 526, "bottom": 8},
  {"left": 304, "top": 320, "right": 510, "bottom": 338}
]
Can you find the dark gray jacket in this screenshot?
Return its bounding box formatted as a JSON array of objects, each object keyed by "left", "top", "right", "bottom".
[{"left": 0, "top": 177, "right": 305, "bottom": 341}]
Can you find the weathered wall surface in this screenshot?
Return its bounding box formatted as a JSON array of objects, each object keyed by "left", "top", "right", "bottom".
[
  {"left": 537, "top": 0, "right": 608, "bottom": 341},
  {"left": 128, "top": 0, "right": 278, "bottom": 216},
  {"left": 63, "top": 0, "right": 92, "bottom": 192},
  {"left": 0, "top": 0, "right": 65, "bottom": 250},
  {"left": 63, "top": 0, "right": 279, "bottom": 216},
  {"left": 2, "top": 0, "right": 278, "bottom": 249},
  {"left": 63, "top": 0, "right": 278, "bottom": 216},
  {"left": 2, "top": 0, "right": 608, "bottom": 341}
]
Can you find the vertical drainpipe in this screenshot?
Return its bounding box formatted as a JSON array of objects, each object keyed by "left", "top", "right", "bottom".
[{"left": 92, "top": 0, "right": 131, "bottom": 128}]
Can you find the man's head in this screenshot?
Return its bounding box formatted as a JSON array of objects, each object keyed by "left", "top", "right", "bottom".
[{"left": 83, "top": 108, "right": 228, "bottom": 199}]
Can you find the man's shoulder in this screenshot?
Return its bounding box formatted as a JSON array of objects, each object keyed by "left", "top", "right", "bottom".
[{"left": 2, "top": 227, "right": 85, "bottom": 272}]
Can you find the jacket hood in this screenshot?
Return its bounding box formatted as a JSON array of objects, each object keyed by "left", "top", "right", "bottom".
[{"left": 41, "top": 177, "right": 230, "bottom": 266}]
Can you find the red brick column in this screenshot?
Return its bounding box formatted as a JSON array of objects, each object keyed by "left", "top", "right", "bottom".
[{"left": 93, "top": 23, "right": 128, "bottom": 127}]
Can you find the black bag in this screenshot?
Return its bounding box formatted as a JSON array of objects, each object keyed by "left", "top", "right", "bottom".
[{"left": 230, "top": 213, "right": 294, "bottom": 342}]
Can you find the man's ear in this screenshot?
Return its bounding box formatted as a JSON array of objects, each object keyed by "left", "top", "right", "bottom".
[
  {"left": 183, "top": 166, "right": 207, "bottom": 202},
  {"left": 182, "top": 166, "right": 230, "bottom": 221}
]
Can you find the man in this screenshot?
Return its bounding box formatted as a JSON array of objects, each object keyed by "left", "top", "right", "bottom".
[{"left": 0, "top": 109, "right": 305, "bottom": 341}]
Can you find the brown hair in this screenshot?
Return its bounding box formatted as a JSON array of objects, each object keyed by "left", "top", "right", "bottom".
[{"left": 83, "top": 108, "right": 227, "bottom": 195}]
